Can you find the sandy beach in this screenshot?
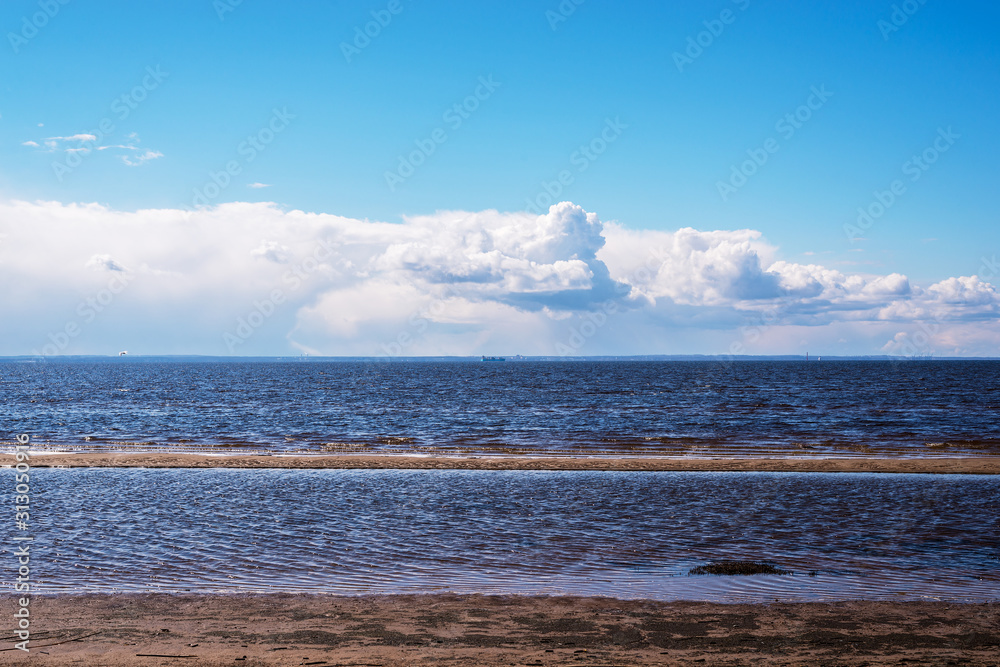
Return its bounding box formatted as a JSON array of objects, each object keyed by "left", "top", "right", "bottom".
[
  {"left": 15, "top": 452, "right": 1000, "bottom": 474},
  {"left": 2, "top": 593, "right": 997, "bottom": 665},
  {"left": 8, "top": 456, "right": 997, "bottom": 664}
]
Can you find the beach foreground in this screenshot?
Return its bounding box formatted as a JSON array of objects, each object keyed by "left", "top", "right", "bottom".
[
  {"left": 2, "top": 594, "right": 997, "bottom": 665},
  {"left": 21, "top": 453, "right": 1000, "bottom": 473}
]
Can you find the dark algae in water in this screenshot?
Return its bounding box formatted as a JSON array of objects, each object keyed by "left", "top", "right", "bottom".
[{"left": 689, "top": 560, "right": 791, "bottom": 576}]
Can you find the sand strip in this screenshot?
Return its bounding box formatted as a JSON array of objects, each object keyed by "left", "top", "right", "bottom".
[
  {"left": 2, "top": 593, "right": 997, "bottom": 665},
  {"left": 9, "top": 452, "right": 1000, "bottom": 473}
]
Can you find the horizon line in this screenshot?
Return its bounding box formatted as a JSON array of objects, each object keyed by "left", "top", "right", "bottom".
[{"left": 3, "top": 354, "right": 999, "bottom": 362}]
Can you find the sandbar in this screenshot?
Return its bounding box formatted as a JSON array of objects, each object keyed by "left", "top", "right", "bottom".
[{"left": 12, "top": 452, "right": 1000, "bottom": 474}]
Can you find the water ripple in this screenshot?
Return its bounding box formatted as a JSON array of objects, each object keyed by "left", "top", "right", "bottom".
[
  {"left": 3, "top": 360, "right": 1000, "bottom": 457},
  {"left": 2, "top": 468, "right": 998, "bottom": 602}
]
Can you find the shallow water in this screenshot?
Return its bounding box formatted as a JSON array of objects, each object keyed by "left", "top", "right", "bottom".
[
  {"left": 2, "top": 359, "right": 1000, "bottom": 457},
  {"left": 4, "top": 469, "right": 998, "bottom": 602}
]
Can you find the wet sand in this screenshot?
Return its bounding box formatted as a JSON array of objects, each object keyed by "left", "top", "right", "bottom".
[
  {"left": 2, "top": 594, "right": 997, "bottom": 665},
  {"left": 15, "top": 452, "right": 1000, "bottom": 473}
]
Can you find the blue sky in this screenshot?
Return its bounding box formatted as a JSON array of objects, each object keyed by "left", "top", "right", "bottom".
[{"left": 1, "top": 0, "right": 998, "bottom": 356}]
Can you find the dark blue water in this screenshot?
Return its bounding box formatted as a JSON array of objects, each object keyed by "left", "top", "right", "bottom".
[
  {"left": 3, "top": 469, "right": 997, "bottom": 601},
  {"left": 2, "top": 359, "right": 999, "bottom": 457}
]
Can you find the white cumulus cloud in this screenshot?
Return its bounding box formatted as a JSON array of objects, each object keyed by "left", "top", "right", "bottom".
[{"left": 0, "top": 198, "right": 997, "bottom": 357}]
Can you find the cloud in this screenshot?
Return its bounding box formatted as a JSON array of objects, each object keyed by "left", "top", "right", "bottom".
[
  {"left": 49, "top": 133, "right": 97, "bottom": 143},
  {"left": 251, "top": 240, "right": 290, "bottom": 264},
  {"left": 22, "top": 134, "right": 97, "bottom": 153},
  {"left": 85, "top": 254, "right": 129, "bottom": 273},
  {"left": 928, "top": 275, "right": 997, "bottom": 305},
  {"left": 602, "top": 226, "right": 782, "bottom": 306},
  {"left": 121, "top": 149, "right": 163, "bottom": 167},
  {"left": 248, "top": 182, "right": 272, "bottom": 189},
  {"left": 22, "top": 132, "right": 161, "bottom": 166},
  {"left": 370, "top": 202, "right": 626, "bottom": 312},
  {"left": 0, "top": 198, "right": 997, "bottom": 356}
]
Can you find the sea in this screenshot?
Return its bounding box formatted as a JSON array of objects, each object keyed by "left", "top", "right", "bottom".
[{"left": 2, "top": 358, "right": 999, "bottom": 601}]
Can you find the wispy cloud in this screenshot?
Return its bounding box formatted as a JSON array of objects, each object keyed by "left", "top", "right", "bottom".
[
  {"left": 50, "top": 133, "right": 98, "bottom": 143},
  {"left": 121, "top": 149, "right": 163, "bottom": 167},
  {"left": 22, "top": 134, "right": 97, "bottom": 153},
  {"left": 22, "top": 131, "right": 162, "bottom": 166},
  {"left": 248, "top": 182, "right": 272, "bottom": 189}
]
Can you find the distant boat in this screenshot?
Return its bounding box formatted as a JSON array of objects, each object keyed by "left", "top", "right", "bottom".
[
  {"left": 119, "top": 351, "right": 128, "bottom": 356},
  {"left": 481, "top": 356, "right": 506, "bottom": 362}
]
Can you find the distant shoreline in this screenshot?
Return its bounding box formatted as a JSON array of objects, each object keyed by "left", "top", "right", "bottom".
[
  {"left": 3, "top": 354, "right": 1000, "bottom": 361},
  {"left": 12, "top": 453, "right": 1000, "bottom": 474}
]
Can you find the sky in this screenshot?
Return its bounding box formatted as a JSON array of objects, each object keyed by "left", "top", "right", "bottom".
[{"left": 0, "top": 0, "right": 998, "bottom": 357}]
